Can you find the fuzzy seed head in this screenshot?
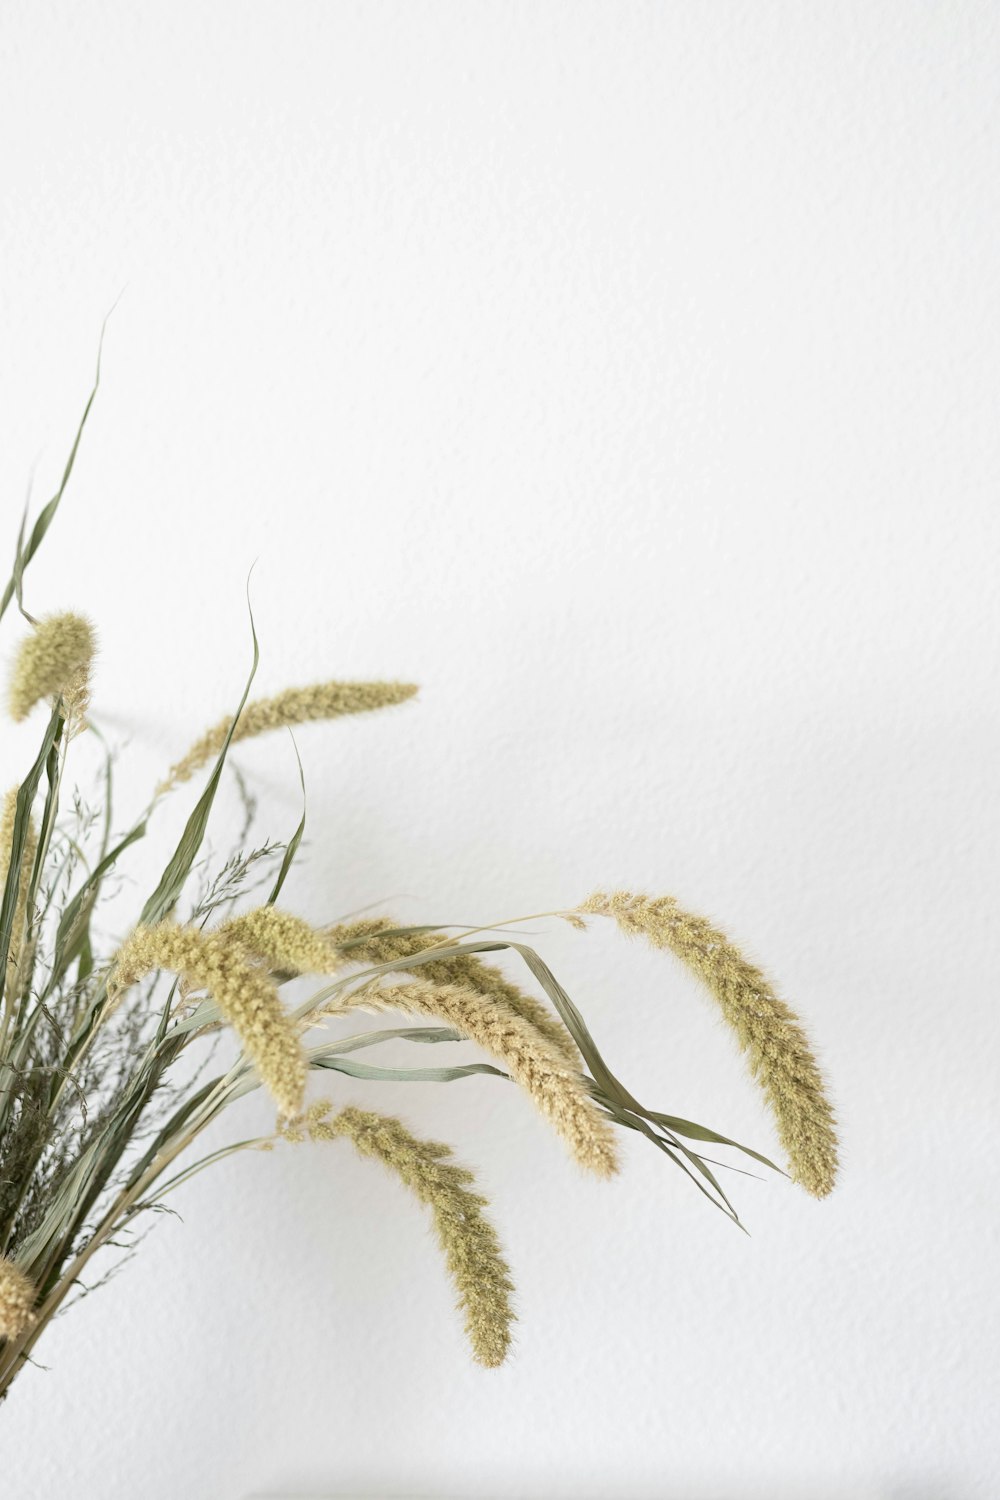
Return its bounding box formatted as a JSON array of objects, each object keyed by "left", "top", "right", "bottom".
[
  {"left": 581, "top": 890, "right": 839, "bottom": 1198},
  {"left": 341, "top": 973, "right": 618, "bottom": 1179},
  {"left": 222, "top": 906, "right": 342, "bottom": 977},
  {"left": 113, "top": 922, "right": 306, "bottom": 1117},
  {"left": 329, "top": 917, "right": 581, "bottom": 1067},
  {"left": 159, "top": 680, "right": 419, "bottom": 792},
  {"left": 7, "top": 612, "right": 95, "bottom": 723},
  {"left": 0, "top": 1257, "right": 37, "bottom": 1342},
  {"left": 223, "top": 908, "right": 602, "bottom": 1170},
  {"left": 323, "top": 1106, "right": 516, "bottom": 1367}
]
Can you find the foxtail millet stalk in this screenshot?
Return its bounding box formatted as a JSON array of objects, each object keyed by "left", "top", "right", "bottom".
[
  {"left": 328, "top": 916, "right": 581, "bottom": 1066},
  {"left": 220, "top": 907, "right": 611, "bottom": 1173},
  {"left": 113, "top": 922, "right": 307, "bottom": 1118},
  {"left": 340, "top": 977, "right": 619, "bottom": 1178},
  {"left": 580, "top": 891, "right": 839, "bottom": 1198},
  {"left": 314, "top": 1105, "right": 515, "bottom": 1367},
  {"left": 225, "top": 905, "right": 580, "bottom": 1066},
  {"left": 158, "top": 679, "right": 419, "bottom": 792}
]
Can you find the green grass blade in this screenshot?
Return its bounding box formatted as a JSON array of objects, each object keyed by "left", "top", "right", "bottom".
[
  {"left": 647, "top": 1112, "right": 782, "bottom": 1173},
  {"left": 0, "top": 703, "right": 63, "bottom": 1011},
  {"left": 49, "top": 817, "right": 149, "bottom": 987},
  {"left": 139, "top": 596, "right": 259, "bottom": 926},
  {"left": 0, "top": 320, "right": 108, "bottom": 623},
  {"left": 267, "top": 733, "right": 305, "bottom": 906},
  {"left": 314, "top": 1025, "right": 464, "bottom": 1054},
  {"left": 310, "top": 1055, "right": 508, "bottom": 1084}
]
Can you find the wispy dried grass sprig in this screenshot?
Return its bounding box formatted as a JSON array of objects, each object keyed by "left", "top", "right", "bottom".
[
  {"left": 329, "top": 917, "right": 581, "bottom": 1067},
  {"left": 0, "top": 789, "right": 37, "bottom": 1002},
  {"left": 580, "top": 891, "right": 839, "bottom": 1198},
  {"left": 339, "top": 976, "right": 619, "bottom": 1178},
  {"left": 158, "top": 680, "right": 419, "bottom": 792},
  {"left": 7, "top": 612, "right": 95, "bottom": 725},
  {"left": 314, "top": 1104, "right": 515, "bottom": 1367},
  {"left": 0, "top": 1258, "right": 37, "bottom": 1341},
  {"left": 113, "top": 923, "right": 307, "bottom": 1118}
]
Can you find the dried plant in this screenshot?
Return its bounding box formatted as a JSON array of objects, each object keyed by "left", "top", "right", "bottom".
[{"left": 0, "top": 361, "right": 838, "bottom": 1402}]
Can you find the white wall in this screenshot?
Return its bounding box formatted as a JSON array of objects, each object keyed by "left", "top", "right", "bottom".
[{"left": 1, "top": 3, "right": 998, "bottom": 1496}]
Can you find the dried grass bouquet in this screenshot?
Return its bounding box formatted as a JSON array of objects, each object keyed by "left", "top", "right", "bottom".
[{"left": 0, "top": 358, "right": 838, "bottom": 1398}]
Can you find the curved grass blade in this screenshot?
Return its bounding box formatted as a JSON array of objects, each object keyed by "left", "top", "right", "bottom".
[
  {"left": 317, "top": 1025, "right": 464, "bottom": 1053},
  {"left": 0, "top": 702, "right": 63, "bottom": 1011},
  {"left": 1, "top": 319, "right": 109, "bottom": 624},
  {"left": 267, "top": 732, "right": 305, "bottom": 906},
  {"left": 647, "top": 1112, "right": 782, "bottom": 1174},
  {"left": 140, "top": 594, "right": 259, "bottom": 927},
  {"left": 318, "top": 933, "right": 772, "bottom": 1221},
  {"left": 310, "top": 1055, "right": 508, "bottom": 1084},
  {"left": 48, "top": 817, "right": 149, "bottom": 989},
  {"left": 597, "top": 1093, "right": 746, "bottom": 1228}
]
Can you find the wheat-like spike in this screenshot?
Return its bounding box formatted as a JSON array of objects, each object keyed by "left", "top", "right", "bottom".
[
  {"left": 339, "top": 975, "right": 618, "bottom": 1178},
  {"left": 0, "top": 787, "right": 37, "bottom": 1001},
  {"left": 7, "top": 612, "right": 95, "bottom": 724},
  {"left": 0, "top": 1257, "right": 37, "bottom": 1341},
  {"left": 113, "top": 923, "right": 306, "bottom": 1117},
  {"left": 329, "top": 917, "right": 581, "bottom": 1067},
  {"left": 580, "top": 891, "right": 838, "bottom": 1198},
  {"left": 158, "top": 680, "right": 419, "bottom": 792},
  {"left": 316, "top": 1105, "right": 515, "bottom": 1367}
]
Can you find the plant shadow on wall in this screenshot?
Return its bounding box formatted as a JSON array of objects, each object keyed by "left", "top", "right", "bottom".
[{"left": 0, "top": 344, "right": 838, "bottom": 1405}]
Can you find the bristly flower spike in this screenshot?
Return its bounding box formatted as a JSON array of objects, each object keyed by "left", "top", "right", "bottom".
[
  {"left": 580, "top": 890, "right": 839, "bottom": 1198},
  {"left": 113, "top": 922, "right": 307, "bottom": 1118},
  {"left": 159, "top": 680, "right": 418, "bottom": 792},
  {"left": 315, "top": 1105, "right": 516, "bottom": 1367}
]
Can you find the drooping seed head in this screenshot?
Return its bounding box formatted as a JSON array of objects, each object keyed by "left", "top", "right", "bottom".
[
  {"left": 329, "top": 916, "right": 581, "bottom": 1067},
  {"left": 581, "top": 890, "right": 839, "bottom": 1198},
  {"left": 320, "top": 1106, "right": 516, "bottom": 1367},
  {"left": 113, "top": 922, "right": 307, "bottom": 1118},
  {"left": 341, "top": 973, "right": 619, "bottom": 1179}
]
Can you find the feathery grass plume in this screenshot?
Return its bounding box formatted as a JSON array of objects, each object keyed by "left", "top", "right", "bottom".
[
  {"left": 0, "top": 1258, "right": 37, "bottom": 1342},
  {"left": 158, "top": 680, "right": 419, "bottom": 792},
  {"left": 580, "top": 891, "right": 839, "bottom": 1198},
  {"left": 342, "top": 976, "right": 619, "bottom": 1178},
  {"left": 7, "top": 612, "right": 95, "bottom": 723},
  {"left": 113, "top": 923, "right": 306, "bottom": 1117},
  {"left": 317, "top": 1105, "right": 515, "bottom": 1367},
  {"left": 0, "top": 788, "right": 37, "bottom": 1000},
  {"left": 329, "top": 917, "right": 581, "bottom": 1067}
]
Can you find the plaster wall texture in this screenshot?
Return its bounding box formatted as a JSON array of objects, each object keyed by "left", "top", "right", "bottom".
[{"left": 0, "top": 4, "right": 997, "bottom": 1497}]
